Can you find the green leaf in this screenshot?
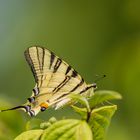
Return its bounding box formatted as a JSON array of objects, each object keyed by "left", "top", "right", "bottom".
[
  {"left": 14, "top": 130, "right": 43, "bottom": 140},
  {"left": 26, "top": 118, "right": 43, "bottom": 130},
  {"left": 41, "top": 119, "right": 93, "bottom": 140},
  {"left": 88, "top": 105, "right": 117, "bottom": 140},
  {"left": 71, "top": 105, "right": 87, "bottom": 120},
  {"left": 69, "top": 94, "right": 90, "bottom": 112},
  {"left": 75, "top": 121, "right": 93, "bottom": 140},
  {"left": 89, "top": 90, "right": 122, "bottom": 108}
]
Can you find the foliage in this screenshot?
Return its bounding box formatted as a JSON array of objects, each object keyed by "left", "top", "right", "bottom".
[{"left": 13, "top": 90, "right": 121, "bottom": 140}]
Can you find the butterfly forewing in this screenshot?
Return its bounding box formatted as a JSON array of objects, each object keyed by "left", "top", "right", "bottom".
[{"left": 24, "top": 46, "right": 86, "bottom": 94}]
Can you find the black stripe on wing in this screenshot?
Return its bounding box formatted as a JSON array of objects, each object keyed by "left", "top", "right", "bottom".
[
  {"left": 71, "top": 70, "right": 78, "bottom": 78},
  {"left": 24, "top": 48, "right": 38, "bottom": 82},
  {"left": 65, "top": 66, "right": 71, "bottom": 75},
  {"left": 53, "top": 76, "right": 71, "bottom": 93},
  {"left": 65, "top": 65, "right": 78, "bottom": 78},
  {"left": 54, "top": 58, "right": 62, "bottom": 73},
  {"left": 36, "top": 47, "right": 44, "bottom": 86},
  {"left": 50, "top": 52, "right": 55, "bottom": 69},
  {"left": 80, "top": 84, "right": 96, "bottom": 94},
  {"left": 53, "top": 78, "right": 85, "bottom": 102},
  {"left": 36, "top": 47, "right": 45, "bottom": 72},
  {"left": 42, "top": 48, "right": 45, "bottom": 71},
  {"left": 70, "top": 78, "right": 84, "bottom": 92},
  {"left": 55, "top": 84, "right": 94, "bottom": 102}
]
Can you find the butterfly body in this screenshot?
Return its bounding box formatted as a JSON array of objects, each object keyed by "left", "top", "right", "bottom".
[{"left": 1, "top": 46, "right": 97, "bottom": 116}]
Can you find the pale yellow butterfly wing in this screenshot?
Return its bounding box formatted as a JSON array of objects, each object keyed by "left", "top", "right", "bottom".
[
  {"left": 24, "top": 46, "right": 95, "bottom": 116},
  {"left": 24, "top": 46, "right": 87, "bottom": 95}
]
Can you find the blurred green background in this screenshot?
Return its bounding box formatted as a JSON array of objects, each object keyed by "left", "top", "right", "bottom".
[{"left": 0, "top": 0, "right": 140, "bottom": 140}]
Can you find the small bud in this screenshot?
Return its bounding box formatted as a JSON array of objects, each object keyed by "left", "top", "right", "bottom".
[
  {"left": 40, "top": 122, "right": 51, "bottom": 129},
  {"left": 49, "top": 117, "right": 57, "bottom": 124}
]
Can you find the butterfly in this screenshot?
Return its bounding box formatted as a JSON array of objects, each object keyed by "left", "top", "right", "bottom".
[{"left": 0, "top": 46, "right": 97, "bottom": 116}]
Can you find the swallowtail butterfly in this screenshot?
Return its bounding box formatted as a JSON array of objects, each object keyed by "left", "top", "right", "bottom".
[{"left": 0, "top": 46, "right": 97, "bottom": 116}]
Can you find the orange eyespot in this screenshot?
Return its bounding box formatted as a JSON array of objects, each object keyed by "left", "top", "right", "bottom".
[{"left": 40, "top": 102, "right": 49, "bottom": 108}]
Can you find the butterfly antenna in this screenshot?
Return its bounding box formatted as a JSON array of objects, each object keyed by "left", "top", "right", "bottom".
[{"left": 94, "top": 74, "right": 106, "bottom": 83}]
